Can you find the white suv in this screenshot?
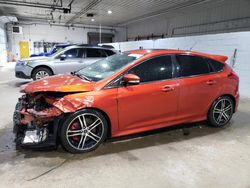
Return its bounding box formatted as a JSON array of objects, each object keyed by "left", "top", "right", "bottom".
[{"left": 15, "top": 45, "right": 117, "bottom": 80}]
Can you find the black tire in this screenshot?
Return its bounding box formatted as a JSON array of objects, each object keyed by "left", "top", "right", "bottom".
[
  {"left": 13, "top": 102, "right": 25, "bottom": 149},
  {"left": 60, "top": 109, "right": 108, "bottom": 154},
  {"left": 32, "top": 67, "right": 53, "bottom": 80},
  {"left": 208, "top": 96, "right": 234, "bottom": 127}
]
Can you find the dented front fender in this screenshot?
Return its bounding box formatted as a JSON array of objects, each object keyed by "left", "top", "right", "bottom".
[{"left": 52, "top": 95, "right": 95, "bottom": 113}]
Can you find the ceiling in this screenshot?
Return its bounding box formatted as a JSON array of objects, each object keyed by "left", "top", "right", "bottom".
[{"left": 0, "top": 0, "right": 214, "bottom": 27}]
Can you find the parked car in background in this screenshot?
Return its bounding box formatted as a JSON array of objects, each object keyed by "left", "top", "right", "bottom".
[
  {"left": 15, "top": 44, "right": 117, "bottom": 80},
  {"left": 30, "top": 43, "right": 73, "bottom": 57},
  {"left": 13, "top": 49, "right": 239, "bottom": 153}
]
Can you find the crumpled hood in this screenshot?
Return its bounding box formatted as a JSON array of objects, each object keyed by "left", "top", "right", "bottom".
[{"left": 21, "top": 74, "right": 95, "bottom": 93}]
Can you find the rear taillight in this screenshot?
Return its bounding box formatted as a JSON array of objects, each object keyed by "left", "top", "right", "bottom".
[
  {"left": 228, "top": 70, "right": 239, "bottom": 93},
  {"left": 227, "top": 70, "right": 239, "bottom": 80}
]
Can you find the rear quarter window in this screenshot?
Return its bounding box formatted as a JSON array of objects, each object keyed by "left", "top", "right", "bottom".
[
  {"left": 206, "top": 59, "right": 224, "bottom": 73},
  {"left": 105, "top": 50, "right": 115, "bottom": 56}
]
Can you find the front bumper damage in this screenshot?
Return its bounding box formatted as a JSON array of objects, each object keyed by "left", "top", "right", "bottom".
[
  {"left": 13, "top": 94, "right": 65, "bottom": 149},
  {"left": 13, "top": 89, "right": 94, "bottom": 150}
]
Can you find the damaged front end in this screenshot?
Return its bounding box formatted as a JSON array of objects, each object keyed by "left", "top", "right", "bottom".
[
  {"left": 13, "top": 93, "right": 65, "bottom": 149},
  {"left": 13, "top": 73, "right": 97, "bottom": 150}
]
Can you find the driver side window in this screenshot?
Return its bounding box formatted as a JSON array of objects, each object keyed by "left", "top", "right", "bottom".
[{"left": 128, "top": 55, "right": 173, "bottom": 83}]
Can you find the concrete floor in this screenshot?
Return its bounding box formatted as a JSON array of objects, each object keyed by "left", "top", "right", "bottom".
[{"left": 0, "top": 69, "right": 250, "bottom": 188}]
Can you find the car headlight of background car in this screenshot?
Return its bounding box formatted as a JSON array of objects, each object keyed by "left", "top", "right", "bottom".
[{"left": 18, "top": 61, "right": 32, "bottom": 66}]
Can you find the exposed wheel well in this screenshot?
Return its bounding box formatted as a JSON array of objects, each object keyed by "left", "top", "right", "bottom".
[{"left": 31, "top": 65, "right": 54, "bottom": 77}]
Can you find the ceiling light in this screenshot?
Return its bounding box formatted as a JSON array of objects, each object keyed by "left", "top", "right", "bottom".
[
  {"left": 107, "top": 10, "right": 112, "bottom": 14},
  {"left": 91, "top": 18, "right": 95, "bottom": 22}
]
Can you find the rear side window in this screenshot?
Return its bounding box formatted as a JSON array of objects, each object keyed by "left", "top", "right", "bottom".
[
  {"left": 176, "top": 55, "right": 209, "bottom": 77},
  {"left": 105, "top": 50, "right": 115, "bottom": 56},
  {"left": 128, "top": 56, "right": 173, "bottom": 83},
  {"left": 206, "top": 59, "right": 224, "bottom": 73},
  {"left": 86, "top": 48, "right": 107, "bottom": 58}
]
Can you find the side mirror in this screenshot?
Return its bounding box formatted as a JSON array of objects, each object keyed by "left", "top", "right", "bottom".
[
  {"left": 123, "top": 74, "right": 140, "bottom": 85},
  {"left": 59, "top": 54, "right": 66, "bottom": 61}
]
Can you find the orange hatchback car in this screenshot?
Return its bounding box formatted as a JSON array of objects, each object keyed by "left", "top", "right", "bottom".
[{"left": 13, "top": 49, "right": 239, "bottom": 153}]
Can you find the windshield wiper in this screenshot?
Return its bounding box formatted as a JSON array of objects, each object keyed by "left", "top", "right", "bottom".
[{"left": 71, "top": 71, "right": 92, "bottom": 82}]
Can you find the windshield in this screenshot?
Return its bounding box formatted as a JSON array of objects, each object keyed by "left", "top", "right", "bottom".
[{"left": 76, "top": 53, "right": 142, "bottom": 82}]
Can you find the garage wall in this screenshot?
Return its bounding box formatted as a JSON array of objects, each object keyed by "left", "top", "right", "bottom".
[
  {"left": 7, "top": 23, "right": 126, "bottom": 60},
  {"left": 104, "top": 31, "right": 250, "bottom": 98},
  {"left": 0, "top": 21, "right": 7, "bottom": 66},
  {"left": 126, "top": 0, "right": 250, "bottom": 40}
]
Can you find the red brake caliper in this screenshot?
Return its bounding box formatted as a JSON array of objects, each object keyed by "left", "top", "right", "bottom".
[{"left": 70, "top": 122, "right": 81, "bottom": 141}]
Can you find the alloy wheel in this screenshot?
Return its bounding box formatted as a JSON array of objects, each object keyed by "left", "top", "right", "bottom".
[
  {"left": 213, "top": 98, "right": 233, "bottom": 125},
  {"left": 35, "top": 71, "right": 49, "bottom": 80},
  {"left": 66, "top": 113, "right": 104, "bottom": 151}
]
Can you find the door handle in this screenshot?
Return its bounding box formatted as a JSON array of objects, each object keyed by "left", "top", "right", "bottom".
[
  {"left": 206, "top": 80, "right": 217, "bottom": 85},
  {"left": 162, "top": 85, "right": 174, "bottom": 92}
]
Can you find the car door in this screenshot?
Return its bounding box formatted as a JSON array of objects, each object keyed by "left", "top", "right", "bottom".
[
  {"left": 117, "top": 55, "right": 180, "bottom": 131},
  {"left": 174, "top": 54, "right": 221, "bottom": 119},
  {"left": 54, "top": 48, "right": 85, "bottom": 74}
]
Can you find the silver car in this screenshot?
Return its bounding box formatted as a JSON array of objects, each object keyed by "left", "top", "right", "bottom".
[{"left": 15, "top": 45, "right": 117, "bottom": 80}]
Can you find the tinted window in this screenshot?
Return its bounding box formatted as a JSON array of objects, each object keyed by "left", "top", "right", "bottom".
[
  {"left": 63, "top": 48, "right": 84, "bottom": 58},
  {"left": 105, "top": 50, "right": 115, "bottom": 56},
  {"left": 128, "top": 56, "right": 173, "bottom": 83},
  {"left": 207, "top": 59, "right": 224, "bottom": 72},
  {"left": 176, "top": 55, "right": 209, "bottom": 77},
  {"left": 87, "top": 48, "right": 107, "bottom": 57}
]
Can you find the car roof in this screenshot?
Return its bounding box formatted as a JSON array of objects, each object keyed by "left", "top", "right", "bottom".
[
  {"left": 55, "top": 44, "right": 73, "bottom": 47},
  {"left": 79, "top": 44, "right": 114, "bottom": 49},
  {"left": 63, "top": 44, "right": 115, "bottom": 51},
  {"left": 125, "top": 49, "right": 228, "bottom": 63}
]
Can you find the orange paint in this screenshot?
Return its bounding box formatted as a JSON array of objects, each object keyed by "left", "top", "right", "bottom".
[{"left": 19, "top": 49, "right": 239, "bottom": 138}]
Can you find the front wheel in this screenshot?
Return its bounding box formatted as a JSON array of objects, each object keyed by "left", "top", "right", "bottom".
[
  {"left": 32, "top": 67, "right": 53, "bottom": 80},
  {"left": 208, "top": 96, "right": 234, "bottom": 127},
  {"left": 60, "top": 109, "right": 108, "bottom": 154}
]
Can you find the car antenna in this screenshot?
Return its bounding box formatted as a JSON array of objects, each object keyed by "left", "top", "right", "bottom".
[{"left": 189, "top": 41, "right": 198, "bottom": 51}]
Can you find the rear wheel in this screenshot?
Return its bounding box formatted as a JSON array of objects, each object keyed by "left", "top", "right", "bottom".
[
  {"left": 60, "top": 109, "right": 108, "bottom": 154},
  {"left": 32, "top": 67, "right": 52, "bottom": 80},
  {"left": 208, "top": 96, "right": 234, "bottom": 127}
]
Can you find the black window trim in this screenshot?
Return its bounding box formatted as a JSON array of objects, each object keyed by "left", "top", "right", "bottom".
[
  {"left": 104, "top": 54, "right": 176, "bottom": 89},
  {"left": 173, "top": 54, "right": 224, "bottom": 79}
]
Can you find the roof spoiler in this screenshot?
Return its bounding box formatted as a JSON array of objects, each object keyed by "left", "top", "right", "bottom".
[{"left": 210, "top": 55, "right": 228, "bottom": 62}]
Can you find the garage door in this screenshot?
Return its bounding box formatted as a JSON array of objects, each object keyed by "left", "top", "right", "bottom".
[
  {"left": 0, "top": 25, "right": 7, "bottom": 66},
  {"left": 88, "top": 32, "right": 114, "bottom": 45}
]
